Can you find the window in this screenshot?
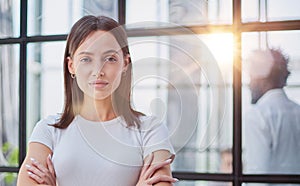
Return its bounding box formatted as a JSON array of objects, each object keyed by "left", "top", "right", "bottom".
[{"left": 0, "top": 0, "right": 300, "bottom": 185}]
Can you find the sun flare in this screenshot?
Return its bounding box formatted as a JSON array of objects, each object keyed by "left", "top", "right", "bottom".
[{"left": 201, "top": 33, "right": 234, "bottom": 75}]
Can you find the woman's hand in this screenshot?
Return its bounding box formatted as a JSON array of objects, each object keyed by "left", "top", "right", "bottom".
[
  {"left": 25, "top": 154, "right": 56, "bottom": 186},
  {"left": 136, "top": 153, "right": 178, "bottom": 186}
]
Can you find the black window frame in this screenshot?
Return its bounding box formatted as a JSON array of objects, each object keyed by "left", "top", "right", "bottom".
[{"left": 1, "top": 0, "right": 300, "bottom": 185}]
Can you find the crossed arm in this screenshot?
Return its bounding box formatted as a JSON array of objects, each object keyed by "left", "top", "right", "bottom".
[
  {"left": 17, "top": 142, "right": 53, "bottom": 186},
  {"left": 17, "top": 142, "right": 177, "bottom": 186},
  {"left": 137, "top": 150, "right": 177, "bottom": 186}
]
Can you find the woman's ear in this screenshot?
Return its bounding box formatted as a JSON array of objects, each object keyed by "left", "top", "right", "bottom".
[
  {"left": 67, "top": 57, "right": 75, "bottom": 74},
  {"left": 123, "top": 54, "right": 130, "bottom": 72}
]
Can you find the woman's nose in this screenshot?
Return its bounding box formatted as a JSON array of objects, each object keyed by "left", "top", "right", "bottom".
[
  {"left": 92, "top": 62, "right": 106, "bottom": 78},
  {"left": 93, "top": 69, "right": 105, "bottom": 79}
]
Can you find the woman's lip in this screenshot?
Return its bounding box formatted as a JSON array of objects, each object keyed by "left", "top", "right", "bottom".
[
  {"left": 90, "top": 80, "right": 108, "bottom": 83},
  {"left": 89, "top": 80, "right": 109, "bottom": 88}
]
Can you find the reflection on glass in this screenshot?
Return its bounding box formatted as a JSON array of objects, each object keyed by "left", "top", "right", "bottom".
[
  {"left": 27, "top": 0, "right": 118, "bottom": 36},
  {"left": 0, "top": 44, "right": 19, "bottom": 170},
  {"left": 0, "top": 0, "right": 20, "bottom": 38},
  {"left": 126, "top": 0, "right": 232, "bottom": 28},
  {"left": 242, "top": 0, "right": 300, "bottom": 22},
  {"left": 129, "top": 34, "right": 232, "bottom": 173},
  {"left": 27, "top": 42, "right": 65, "bottom": 139},
  {"left": 242, "top": 31, "right": 300, "bottom": 175}
]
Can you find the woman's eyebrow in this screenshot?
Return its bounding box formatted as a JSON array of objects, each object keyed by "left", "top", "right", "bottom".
[
  {"left": 77, "top": 50, "right": 120, "bottom": 56},
  {"left": 103, "top": 49, "right": 119, "bottom": 55},
  {"left": 77, "top": 51, "right": 94, "bottom": 56}
]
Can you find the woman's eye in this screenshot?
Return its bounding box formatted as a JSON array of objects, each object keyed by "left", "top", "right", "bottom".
[
  {"left": 104, "top": 56, "right": 118, "bottom": 63},
  {"left": 79, "top": 57, "right": 92, "bottom": 63}
]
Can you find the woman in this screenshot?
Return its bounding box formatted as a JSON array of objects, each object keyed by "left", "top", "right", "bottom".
[{"left": 17, "top": 15, "right": 176, "bottom": 186}]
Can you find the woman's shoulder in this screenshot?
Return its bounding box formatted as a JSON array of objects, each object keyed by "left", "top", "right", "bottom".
[
  {"left": 40, "top": 114, "right": 61, "bottom": 123},
  {"left": 138, "top": 115, "right": 166, "bottom": 131},
  {"left": 29, "top": 114, "right": 63, "bottom": 151},
  {"left": 34, "top": 114, "right": 62, "bottom": 131},
  {"left": 37, "top": 114, "right": 61, "bottom": 125}
]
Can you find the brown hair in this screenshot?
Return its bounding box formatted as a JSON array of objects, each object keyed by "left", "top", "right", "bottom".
[{"left": 53, "top": 15, "right": 143, "bottom": 129}]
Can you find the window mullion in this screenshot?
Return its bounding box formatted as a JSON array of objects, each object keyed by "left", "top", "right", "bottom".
[{"left": 19, "top": 0, "right": 28, "bottom": 167}]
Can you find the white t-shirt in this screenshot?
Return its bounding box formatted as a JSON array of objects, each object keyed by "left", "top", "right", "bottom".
[
  {"left": 29, "top": 114, "right": 175, "bottom": 186},
  {"left": 244, "top": 89, "right": 300, "bottom": 186}
]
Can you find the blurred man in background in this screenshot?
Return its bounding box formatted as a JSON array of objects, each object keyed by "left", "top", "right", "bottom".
[{"left": 244, "top": 48, "right": 300, "bottom": 185}]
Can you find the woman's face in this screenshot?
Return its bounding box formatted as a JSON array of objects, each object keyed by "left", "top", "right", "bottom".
[{"left": 68, "top": 30, "right": 129, "bottom": 101}]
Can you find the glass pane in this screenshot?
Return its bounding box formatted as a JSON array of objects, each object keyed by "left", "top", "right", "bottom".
[
  {"left": 0, "top": 0, "right": 20, "bottom": 38},
  {"left": 242, "top": 31, "right": 300, "bottom": 174},
  {"left": 126, "top": 0, "right": 232, "bottom": 28},
  {"left": 242, "top": 0, "right": 259, "bottom": 22},
  {"left": 243, "top": 183, "right": 300, "bottom": 186},
  {"left": 129, "top": 33, "right": 232, "bottom": 173},
  {"left": 242, "top": 0, "right": 300, "bottom": 22},
  {"left": 0, "top": 172, "right": 18, "bottom": 186},
  {"left": 27, "top": 0, "right": 118, "bottom": 36},
  {"left": 174, "top": 180, "right": 232, "bottom": 186},
  {"left": 207, "top": 0, "right": 232, "bottom": 24},
  {"left": 0, "top": 44, "right": 19, "bottom": 168},
  {"left": 27, "top": 42, "right": 65, "bottom": 138}
]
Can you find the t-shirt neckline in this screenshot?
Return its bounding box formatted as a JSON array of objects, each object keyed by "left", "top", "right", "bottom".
[{"left": 75, "top": 114, "right": 123, "bottom": 125}]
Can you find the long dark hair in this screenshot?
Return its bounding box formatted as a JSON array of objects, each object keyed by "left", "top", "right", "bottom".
[{"left": 53, "top": 15, "right": 142, "bottom": 129}]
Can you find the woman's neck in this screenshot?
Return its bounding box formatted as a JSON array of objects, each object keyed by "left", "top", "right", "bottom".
[{"left": 79, "top": 95, "right": 117, "bottom": 122}]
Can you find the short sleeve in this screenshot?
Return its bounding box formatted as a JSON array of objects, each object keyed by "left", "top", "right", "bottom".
[
  {"left": 140, "top": 116, "right": 175, "bottom": 159},
  {"left": 29, "top": 115, "right": 59, "bottom": 151}
]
